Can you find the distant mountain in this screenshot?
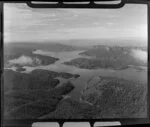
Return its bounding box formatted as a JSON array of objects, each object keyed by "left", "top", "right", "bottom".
[
  {"left": 54, "top": 38, "right": 147, "bottom": 48},
  {"left": 4, "top": 42, "right": 83, "bottom": 52}
]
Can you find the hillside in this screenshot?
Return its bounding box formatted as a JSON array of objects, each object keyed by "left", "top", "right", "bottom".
[
  {"left": 39, "top": 76, "right": 147, "bottom": 119},
  {"left": 81, "top": 76, "right": 147, "bottom": 118},
  {"left": 4, "top": 69, "right": 79, "bottom": 119}
]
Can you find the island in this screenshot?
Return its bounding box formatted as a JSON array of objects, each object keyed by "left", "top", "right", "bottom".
[{"left": 64, "top": 46, "right": 147, "bottom": 70}]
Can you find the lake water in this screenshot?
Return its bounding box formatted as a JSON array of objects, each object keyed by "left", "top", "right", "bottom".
[{"left": 12, "top": 50, "right": 148, "bottom": 101}]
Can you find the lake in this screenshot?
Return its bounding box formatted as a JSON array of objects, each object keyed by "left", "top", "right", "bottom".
[{"left": 13, "top": 50, "right": 148, "bottom": 101}]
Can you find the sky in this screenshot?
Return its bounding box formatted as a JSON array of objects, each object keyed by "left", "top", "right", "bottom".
[{"left": 4, "top": 3, "right": 147, "bottom": 43}]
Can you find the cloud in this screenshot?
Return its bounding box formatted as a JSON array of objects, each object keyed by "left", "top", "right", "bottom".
[
  {"left": 8, "top": 55, "right": 41, "bottom": 66},
  {"left": 4, "top": 3, "right": 147, "bottom": 43},
  {"left": 130, "top": 49, "right": 147, "bottom": 63}
]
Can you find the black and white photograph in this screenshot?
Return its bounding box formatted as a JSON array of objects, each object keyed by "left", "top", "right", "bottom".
[{"left": 3, "top": 2, "right": 147, "bottom": 120}]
